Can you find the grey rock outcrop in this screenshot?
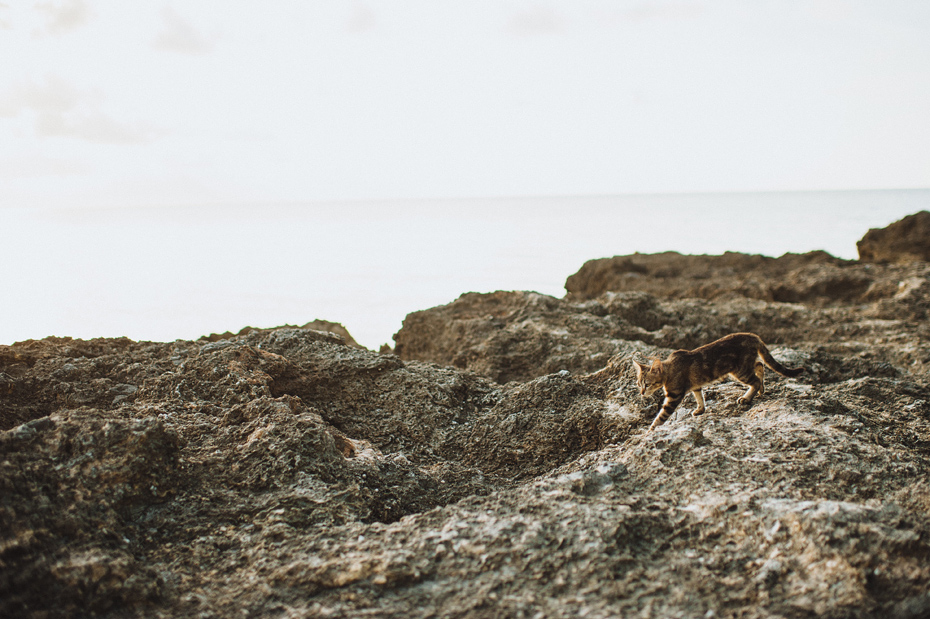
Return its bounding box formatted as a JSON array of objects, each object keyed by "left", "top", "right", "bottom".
[
  {"left": 563, "top": 250, "right": 872, "bottom": 304},
  {"left": 4, "top": 315, "right": 930, "bottom": 618},
  {"left": 857, "top": 210, "right": 930, "bottom": 263},
  {"left": 4, "top": 213, "right": 930, "bottom": 618}
]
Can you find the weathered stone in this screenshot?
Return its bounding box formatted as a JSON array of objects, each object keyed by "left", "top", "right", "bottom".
[
  {"left": 3, "top": 217, "right": 930, "bottom": 618},
  {"left": 564, "top": 250, "right": 857, "bottom": 303},
  {"left": 858, "top": 210, "right": 930, "bottom": 263}
]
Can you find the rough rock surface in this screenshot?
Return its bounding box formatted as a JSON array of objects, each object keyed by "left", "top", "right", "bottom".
[
  {"left": 4, "top": 324, "right": 930, "bottom": 618},
  {"left": 4, "top": 214, "right": 930, "bottom": 618},
  {"left": 201, "top": 320, "right": 363, "bottom": 348},
  {"left": 393, "top": 281, "right": 930, "bottom": 384},
  {"left": 857, "top": 210, "right": 930, "bottom": 264},
  {"left": 562, "top": 249, "right": 930, "bottom": 309}
]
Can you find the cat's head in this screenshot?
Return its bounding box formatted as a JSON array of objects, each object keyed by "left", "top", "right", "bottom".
[{"left": 632, "top": 358, "right": 664, "bottom": 397}]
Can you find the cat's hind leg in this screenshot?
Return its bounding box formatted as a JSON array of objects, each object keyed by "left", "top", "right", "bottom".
[
  {"left": 754, "top": 361, "right": 765, "bottom": 396},
  {"left": 691, "top": 389, "right": 706, "bottom": 416},
  {"left": 732, "top": 371, "right": 763, "bottom": 408}
]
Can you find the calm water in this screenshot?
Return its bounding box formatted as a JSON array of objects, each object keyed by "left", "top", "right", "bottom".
[{"left": 2, "top": 189, "right": 927, "bottom": 349}]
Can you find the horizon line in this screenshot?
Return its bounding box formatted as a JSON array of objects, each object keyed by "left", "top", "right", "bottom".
[{"left": 10, "top": 186, "right": 930, "bottom": 214}]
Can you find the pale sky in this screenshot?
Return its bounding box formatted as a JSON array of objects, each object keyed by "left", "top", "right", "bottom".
[
  {"left": 2, "top": 0, "right": 929, "bottom": 209},
  {"left": 2, "top": 2, "right": 930, "bottom": 348}
]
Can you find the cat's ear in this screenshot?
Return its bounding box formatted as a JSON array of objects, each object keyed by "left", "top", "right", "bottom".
[
  {"left": 649, "top": 358, "right": 662, "bottom": 372},
  {"left": 632, "top": 358, "right": 646, "bottom": 374}
]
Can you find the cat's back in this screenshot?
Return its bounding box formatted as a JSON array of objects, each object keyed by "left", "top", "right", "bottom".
[
  {"left": 694, "top": 332, "right": 762, "bottom": 355},
  {"left": 666, "top": 348, "right": 697, "bottom": 365}
]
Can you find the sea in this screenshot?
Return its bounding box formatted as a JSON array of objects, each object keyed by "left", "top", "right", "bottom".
[{"left": 2, "top": 189, "right": 928, "bottom": 350}]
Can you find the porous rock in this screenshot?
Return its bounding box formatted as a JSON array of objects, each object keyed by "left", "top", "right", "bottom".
[
  {"left": 200, "top": 319, "right": 364, "bottom": 348},
  {"left": 858, "top": 211, "right": 930, "bottom": 263},
  {"left": 4, "top": 243, "right": 930, "bottom": 618},
  {"left": 563, "top": 250, "right": 865, "bottom": 304},
  {"left": 393, "top": 284, "right": 930, "bottom": 382}
]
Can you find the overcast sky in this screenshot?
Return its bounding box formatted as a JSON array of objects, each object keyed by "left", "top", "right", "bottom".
[{"left": 2, "top": 0, "right": 929, "bottom": 209}]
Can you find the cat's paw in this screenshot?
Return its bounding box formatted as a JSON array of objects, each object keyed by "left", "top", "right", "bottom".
[
  {"left": 691, "top": 407, "right": 705, "bottom": 417},
  {"left": 736, "top": 397, "right": 753, "bottom": 408}
]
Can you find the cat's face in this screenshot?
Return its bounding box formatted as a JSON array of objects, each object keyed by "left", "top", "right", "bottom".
[{"left": 633, "top": 360, "right": 664, "bottom": 397}]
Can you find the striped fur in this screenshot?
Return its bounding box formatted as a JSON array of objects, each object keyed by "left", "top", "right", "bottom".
[{"left": 632, "top": 333, "right": 804, "bottom": 432}]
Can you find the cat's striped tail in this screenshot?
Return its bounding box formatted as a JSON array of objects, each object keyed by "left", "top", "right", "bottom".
[{"left": 759, "top": 347, "right": 805, "bottom": 377}]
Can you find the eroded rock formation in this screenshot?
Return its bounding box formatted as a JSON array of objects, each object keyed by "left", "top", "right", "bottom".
[
  {"left": 857, "top": 210, "right": 930, "bottom": 264},
  {"left": 3, "top": 214, "right": 930, "bottom": 618}
]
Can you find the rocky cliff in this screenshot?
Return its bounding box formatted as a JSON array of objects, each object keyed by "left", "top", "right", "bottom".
[
  {"left": 3, "top": 212, "right": 930, "bottom": 618},
  {"left": 858, "top": 211, "right": 930, "bottom": 264}
]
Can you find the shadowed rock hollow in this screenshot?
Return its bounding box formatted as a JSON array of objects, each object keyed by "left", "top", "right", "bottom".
[{"left": 3, "top": 213, "right": 930, "bottom": 618}]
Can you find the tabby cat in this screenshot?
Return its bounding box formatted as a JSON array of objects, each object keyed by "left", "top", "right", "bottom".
[{"left": 632, "top": 332, "right": 804, "bottom": 432}]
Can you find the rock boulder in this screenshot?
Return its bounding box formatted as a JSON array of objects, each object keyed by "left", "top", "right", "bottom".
[{"left": 857, "top": 210, "right": 930, "bottom": 263}]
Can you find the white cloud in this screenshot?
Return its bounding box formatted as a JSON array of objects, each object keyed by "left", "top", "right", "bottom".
[
  {"left": 0, "top": 153, "right": 89, "bottom": 178},
  {"left": 346, "top": 4, "right": 377, "bottom": 34},
  {"left": 507, "top": 6, "right": 565, "bottom": 35},
  {"left": 151, "top": 6, "right": 212, "bottom": 54},
  {"left": 0, "top": 74, "right": 155, "bottom": 144},
  {"left": 34, "top": 108, "right": 152, "bottom": 144},
  {"left": 33, "top": 0, "right": 92, "bottom": 35},
  {"left": 0, "top": 2, "right": 11, "bottom": 30},
  {"left": 617, "top": 2, "right": 704, "bottom": 23},
  {"left": 0, "top": 73, "right": 79, "bottom": 116}
]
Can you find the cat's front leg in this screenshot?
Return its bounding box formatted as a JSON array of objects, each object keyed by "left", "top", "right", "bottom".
[
  {"left": 648, "top": 390, "right": 684, "bottom": 431},
  {"left": 691, "top": 389, "right": 705, "bottom": 416}
]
